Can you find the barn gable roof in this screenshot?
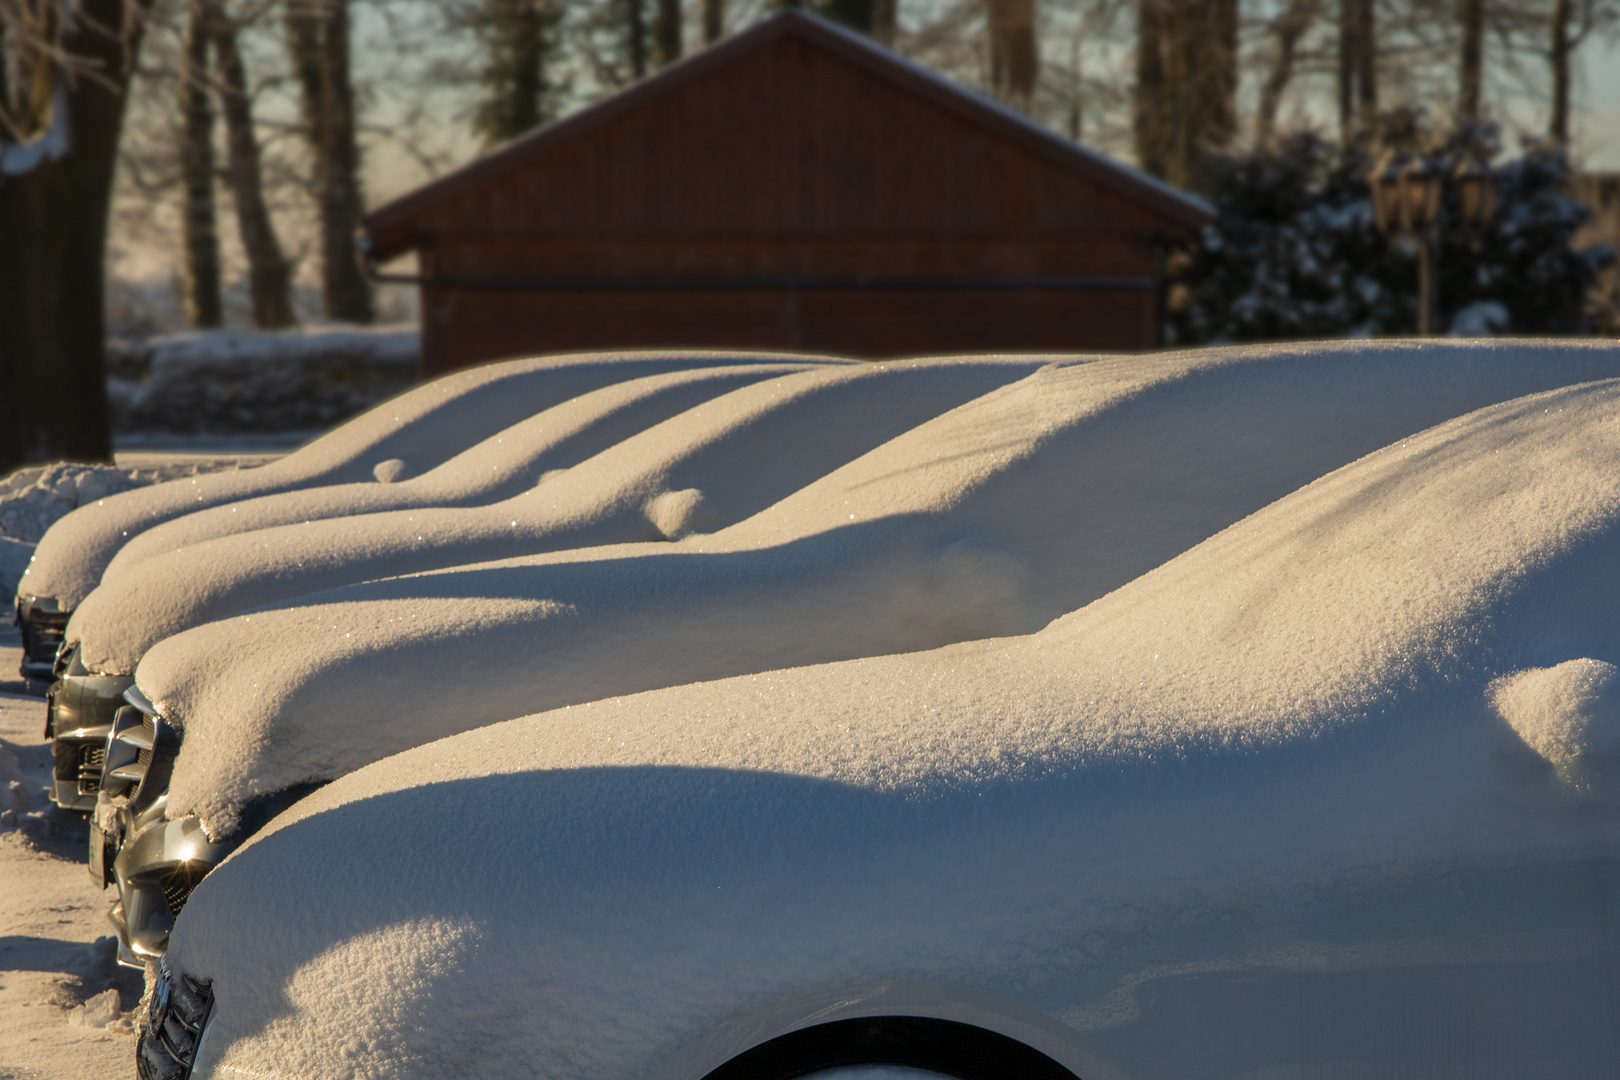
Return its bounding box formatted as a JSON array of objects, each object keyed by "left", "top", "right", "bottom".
[{"left": 363, "top": 11, "right": 1213, "bottom": 261}]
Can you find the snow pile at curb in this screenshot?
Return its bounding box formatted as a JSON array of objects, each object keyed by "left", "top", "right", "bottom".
[
  {"left": 1, "top": 459, "right": 275, "bottom": 599},
  {"left": 107, "top": 326, "right": 419, "bottom": 434},
  {"left": 65, "top": 988, "right": 127, "bottom": 1030},
  {"left": 1, "top": 464, "right": 150, "bottom": 545}
]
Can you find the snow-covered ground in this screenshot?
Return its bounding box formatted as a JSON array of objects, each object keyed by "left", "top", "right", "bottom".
[
  {"left": 0, "top": 619, "right": 141, "bottom": 1080},
  {"left": 169, "top": 372, "right": 1620, "bottom": 1079}
]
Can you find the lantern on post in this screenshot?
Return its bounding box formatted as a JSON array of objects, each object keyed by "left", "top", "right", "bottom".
[
  {"left": 1453, "top": 154, "right": 1497, "bottom": 233},
  {"left": 1399, "top": 156, "right": 1444, "bottom": 232},
  {"left": 1371, "top": 150, "right": 1409, "bottom": 234}
]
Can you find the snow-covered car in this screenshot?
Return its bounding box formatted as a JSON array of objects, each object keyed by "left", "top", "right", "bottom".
[
  {"left": 98, "top": 340, "right": 1620, "bottom": 966},
  {"left": 65, "top": 355, "right": 1044, "bottom": 678},
  {"left": 86, "top": 355, "right": 1046, "bottom": 960},
  {"left": 42, "top": 358, "right": 825, "bottom": 812},
  {"left": 54, "top": 356, "right": 1034, "bottom": 823},
  {"left": 145, "top": 377, "right": 1620, "bottom": 1080},
  {"left": 18, "top": 349, "right": 843, "bottom": 689}
]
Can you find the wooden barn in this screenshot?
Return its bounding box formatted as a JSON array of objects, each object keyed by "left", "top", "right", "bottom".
[{"left": 361, "top": 11, "right": 1213, "bottom": 377}]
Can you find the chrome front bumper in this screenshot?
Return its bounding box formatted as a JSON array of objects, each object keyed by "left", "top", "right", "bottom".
[
  {"left": 89, "top": 689, "right": 219, "bottom": 967},
  {"left": 47, "top": 648, "right": 136, "bottom": 812},
  {"left": 96, "top": 797, "right": 233, "bottom": 966},
  {"left": 92, "top": 687, "right": 320, "bottom": 967},
  {"left": 15, "top": 594, "right": 69, "bottom": 692}
]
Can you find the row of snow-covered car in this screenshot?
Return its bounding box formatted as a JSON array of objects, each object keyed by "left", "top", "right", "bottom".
[{"left": 16, "top": 342, "right": 1620, "bottom": 1080}]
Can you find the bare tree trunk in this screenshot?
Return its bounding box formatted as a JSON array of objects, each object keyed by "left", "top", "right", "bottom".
[
  {"left": 1066, "top": 32, "right": 1083, "bottom": 139},
  {"left": 822, "top": 0, "right": 877, "bottom": 33},
  {"left": 988, "top": 0, "right": 1039, "bottom": 111},
  {"left": 1459, "top": 0, "right": 1484, "bottom": 121},
  {"left": 1336, "top": 0, "right": 1375, "bottom": 141},
  {"left": 315, "top": 0, "right": 370, "bottom": 322},
  {"left": 179, "top": 0, "right": 223, "bottom": 328},
  {"left": 0, "top": 0, "right": 150, "bottom": 473},
  {"left": 1135, "top": 0, "right": 1168, "bottom": 177},
  {"left": 213, "top": 5, "right": 295, "bottom": 328},
  {"left": 473, "top": 0, "right": 551, "bottom": 145},
  {"left": 872, "top": 0, "right": 896, "bottom": 44},
  {"left": 1134, "top": 0, "right": 1230, "bottom": 187},
  {"left": 703, "top": 0, "right": 724, "bottom": 43},
  {"left": 1338, "top": 0, "right": 1354, "bottom": 136},
  {"left": 655, "top": 0, "right": 682, "bottom": 65},
  {"left": 286, "top": 0, "right": 371, "bottom": 323},
  {"left": 1255, "top": 0, "right": 1319, "bottom": 145},
  {"left": 1353, "top": 0, "right": 1376, "bottom": 123},
  {"left": 1549, "top": 0, "right": 1571, "bottom": 141},
  {"left": 626, "top": 0, "right": 647, "bottom": 78},
  {"left": 1204, "top": 0, "right": 1238, "bottom": 145}
]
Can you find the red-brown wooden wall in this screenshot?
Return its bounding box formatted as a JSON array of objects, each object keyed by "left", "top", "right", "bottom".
[{"left": 364, "top": 14, "right": 1208, "bottom": 375}]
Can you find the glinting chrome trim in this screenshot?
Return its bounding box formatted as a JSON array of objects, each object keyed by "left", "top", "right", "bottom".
[{"left": 123, "top": 685, "right": 160, "bottom": 717}]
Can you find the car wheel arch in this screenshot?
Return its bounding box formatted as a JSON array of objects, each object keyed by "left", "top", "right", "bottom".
[{"left": 652, "top": 980, "right": 1136, "bottom": 1080}]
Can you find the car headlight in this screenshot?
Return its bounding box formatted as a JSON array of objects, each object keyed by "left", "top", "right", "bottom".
[{"left": 137, "top": 956, "right": 214, "bottom": 1080}]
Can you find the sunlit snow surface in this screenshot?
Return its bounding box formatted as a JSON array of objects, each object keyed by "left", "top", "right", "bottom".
[
  {"left": 167, "top": 350, "right": 1620, "bottom": 1080},
  {"left": 22, "top": 350, "right": 854, "bottom": 609},
  {"left": 124, "top": 338, "right": 1620, "bottom": 838},
  {"left": 68, "top": 357, "right": 1043, "bottom": 674}
]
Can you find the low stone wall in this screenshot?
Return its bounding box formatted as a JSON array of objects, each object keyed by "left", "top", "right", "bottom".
[{"left": 107, "top": 326, "right": 419, "bottom": 435}]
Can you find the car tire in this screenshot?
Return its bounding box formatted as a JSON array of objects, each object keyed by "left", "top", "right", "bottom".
[{"left": 700, "top": 1016, "right": 1081, "bottom": 1080}]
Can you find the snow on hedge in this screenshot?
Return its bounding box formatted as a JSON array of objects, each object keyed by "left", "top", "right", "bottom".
[
  {"left": 106, "top": 326, "right": 420, "bottom": 435},
  {"left": 172, "top": 376, "right": 1620, "bottom": 1080},
  {"left": 20, "top": 351, "right": 851, "bottom": 610},
  {"left": 69, "top": 358, "right": 1041, "bottom": 674},
  {"left": 135, "top": 338, "right": 1620, "bottom": 838}
]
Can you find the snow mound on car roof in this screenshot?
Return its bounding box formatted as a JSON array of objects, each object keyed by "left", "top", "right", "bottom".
[
  {"left": 170, "top": 379, "right": 1620, "bottom": 1080},
  {"left": 97, "top": 363, "right": 808, "bottom": 576},
  {"left": 255, "top": 377, "right": 1620, "bottom": 797},
  {"left": 139, "top": 339, "right": 1620, "bottom": 837},
  {"left": 20, "top": 351, "right": 853, "bottom": 610},
  {"left": 71, "top": 357, "right": 1043, "bottom": 674}
]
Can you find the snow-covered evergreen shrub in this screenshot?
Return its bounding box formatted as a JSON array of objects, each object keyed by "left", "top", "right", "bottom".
[
  {"left": 1168, "top": 128, "right": 1615, "bottom": 344},
  {"left": 1462, "top": 139, "right": 1616, "bottom": 334}
]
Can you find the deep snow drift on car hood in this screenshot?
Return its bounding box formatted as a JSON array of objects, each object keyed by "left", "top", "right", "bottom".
[
  {"left": 67, "top": 357, "right": 1046, "bottom": 674},
  {"left": 95, "top": 362, "right": 811, "bottom": 575},
  {"left": 171, "top": 378, "right": 1620, "bottom": 1080},
  {"left": 135, "top": 338, "right": 1620, "bottom": 837},
  {"left": 20, "top": 350, "right": 851, "bottom": 609}
]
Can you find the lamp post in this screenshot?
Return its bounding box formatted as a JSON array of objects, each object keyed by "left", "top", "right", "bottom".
[
  {"left": 1370, "top": 149, "right": 1445, "bottom": 335},
  {"left": 1370, "top": 148, "right": 1497, "bottom": 336}
]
